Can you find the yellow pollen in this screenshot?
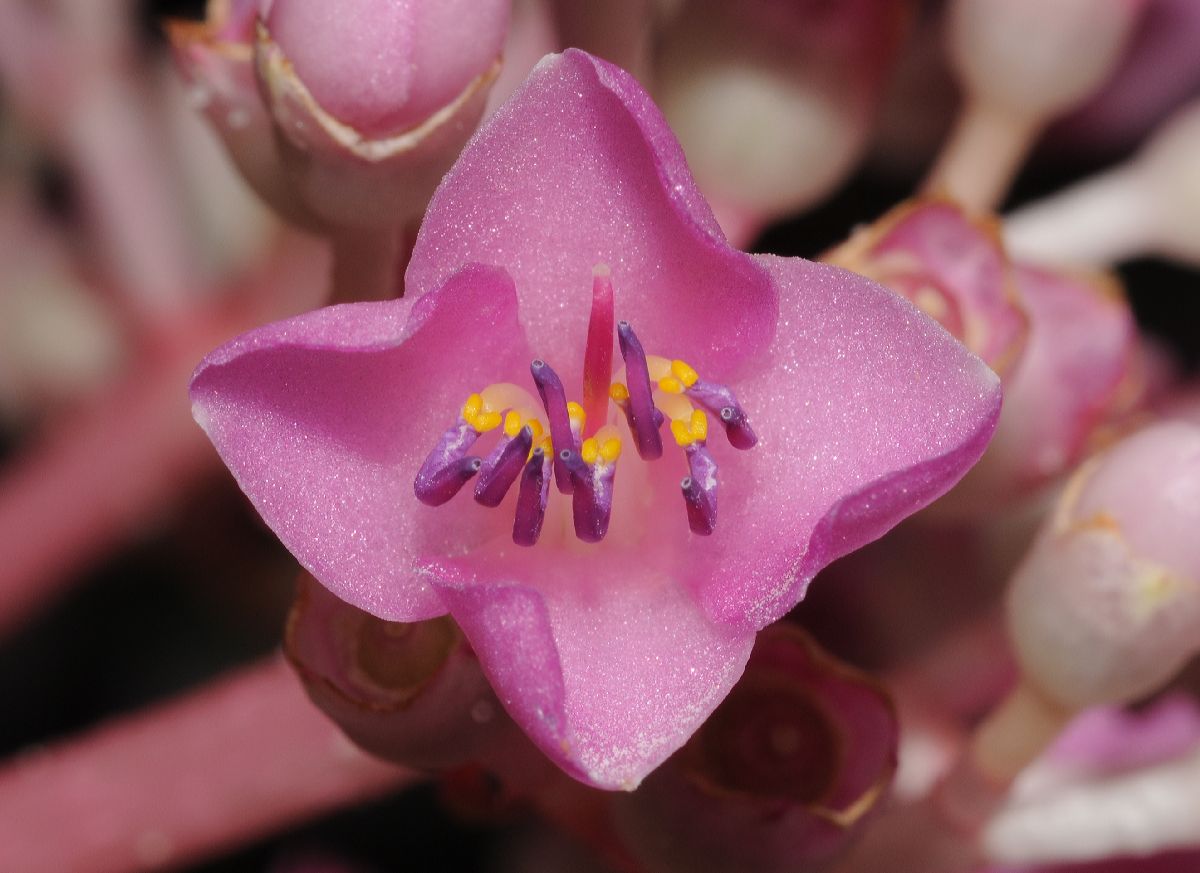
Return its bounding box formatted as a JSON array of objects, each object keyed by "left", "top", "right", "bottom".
[
  {"left": 609, "top": 382, "right": 629, "bottom": 403},
  {"left": 473, "top": 410, "right": 503, "bottom": 432},
  {"left": 503, "top": 410, "right": 523, "bottom": 438},
  {"left": 528, "top": 419, "right": 544, "bottom": 441},
  {"left": 462, "top": 393, "right": 483, "bottom": 421},
  {"left": 600, "top": 437, "right": 622, "bottom": 464},
  {"left": 658, "top": 376, "right": 684, "bottom": 394},
  {"left": 581, "top": 437, "right": 600, "bottom": 465},
  {"left": 567, "top": 401, "right": 586, "bottom": 428},
  {"left": 671, "top": 409, "right": 708, "bottom": 447},
  {"left": 671, "top": 359, "right": 699, "bottom": 387}
]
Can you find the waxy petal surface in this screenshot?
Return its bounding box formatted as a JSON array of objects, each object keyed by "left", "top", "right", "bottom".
[
  {"left": 190, "top": 264, "right": 529, "bottom": 621},
  {"left": 682, "top": 255, "right": 1002, "bottom": 630},
  {"left": 407, "top": 49, "right": 777, "bottom": 388},
  {"left": 430, "top": 546, "right": 755, "bottom": 790}
]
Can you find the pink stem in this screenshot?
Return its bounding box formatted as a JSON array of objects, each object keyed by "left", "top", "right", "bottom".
[
  {"left": 0, "top": 657, "right": 414, "bottom": 873},
  {"left": 0, "top": 233, "right": 329, "bottom": 636}
]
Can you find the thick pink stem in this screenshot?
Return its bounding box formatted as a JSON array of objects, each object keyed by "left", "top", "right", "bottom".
[
  {"left": 0, "top": 657, "right": 414, "bottom": 873},
  {"left": 0, "top": 234, "right": 329, "bottom": 636}
]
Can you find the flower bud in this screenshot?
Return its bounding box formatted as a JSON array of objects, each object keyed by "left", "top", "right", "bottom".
[
  {"left": 167, "top": 0, "right": 321, "bottom": 228},
  {"left": 825, "top": 199, "right": 1028, "bottom": 375},
  {"left": 1007, "top": 423, "right": 1200, "bottom": 710},
  {"left": 255, "top": 0, "right": 508, "bottom": 228},
  {"left": 653, "top": 0, "right": 905, "bottom": 245},
  {"left": 947, "top": 0, "right": 1144, "bottom": 120},
  {"left": 947, "top": 266, "right": 1139, "bottom": 507},
  {"left": 284, "top": 572, "right": 504, "bottom": 771},
  {"left": 613, "top": 624, "right": 897, "bottom": 873}
]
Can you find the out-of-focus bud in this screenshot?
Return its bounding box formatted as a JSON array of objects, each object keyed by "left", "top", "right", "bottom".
[
  {"left": 929, "top": 0, "right": 1145, "bottom": 211},
  {"left": 285, "top": 572, "right": 506, "bottom": 771},
  {"left": 1007, "top": 101, "right": 1200, "bottom": 268},
  {"left": 167, "top": 0, "right": 321, "bottom": 229},
  {"left": 825, "top": 199, "right": 1028, "bottom": 376},
  {"left": 948, "top": 0, "right": 1143, "bottom": 121},
  {"left": 255, "top": 0, "right": 508, "bottom": 229},
  {"left": 945, "top": 266, "right": 1140, "bottom": 510},
  {"left": 984, "top": 696, "right": 1200, "bottom": 867},
  {"left": 653, "top": 0, "right": 907, "bottom": 247},
  {"left": 1008, "top": 423, "right": 1200, "bottom": 711},
  {"left": 613, "top": 624, "right": 897, "bottom": 873}
]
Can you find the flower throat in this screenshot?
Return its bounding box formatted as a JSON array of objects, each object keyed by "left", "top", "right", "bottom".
[{"left": 414, "top": 266, "right": 757, "bottom": 546}]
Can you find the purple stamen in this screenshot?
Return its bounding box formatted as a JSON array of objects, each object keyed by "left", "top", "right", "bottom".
[
  {"left": 681, "top": 443, "right": 718, "bottom": 535},
  {"left": 415, "top": 419, "right": 482, "bottom": 506},
  {"left": 560, "top": 449, "right": 613, "bottom": 543},
  {"left": 513, "top": 447, "right": 551, "bottom": 547},
  {"left": 474, "top": 425, "right": 534, "bottom": 507},
  {"left": 685, "top": 380, "right": 758, "bottom": 449},
  {"left": 616, "top": 321, "right": 664, "bottom": 460},
  {"left": 531, "top": 359, "right": 577, "bottom": 494}
]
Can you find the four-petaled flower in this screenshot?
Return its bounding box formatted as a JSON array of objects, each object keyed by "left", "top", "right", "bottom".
[{"left": 190, "top": 50, "right": 1001, "bottom": 789}]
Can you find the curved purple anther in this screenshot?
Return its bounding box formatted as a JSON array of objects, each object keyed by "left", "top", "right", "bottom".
[
  {"left": 531, "top": 359, "right": 577, "bottom": 494},
  {"left": 415, "top": 456, "right": 483, "bottom": 506},
  {"left": 560, "top": 449, "right": 612, "bottom": 543},
  {"left": 685, "top": 379, "right": 758, "bottom": 449},
  {"left": 681, "top": 474, "right": 716, "bottom": 536},
  {"left": 414, "top": 419, "right": 482, "bottom": 506},
  {"left": 513, "top": 447, "right": 551, "bottom": 547},
  {"left": 718, "top": 405, "right": 758, "bottom": 450},
  {"left": 474, "top": 425, "right": 534, "bottom": 507},
  {"left": 616, "top": 321, "right": 663, "bottom": 461}
]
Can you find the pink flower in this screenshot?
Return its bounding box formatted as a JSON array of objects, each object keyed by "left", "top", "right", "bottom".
[{"left": 189, "top": 51, "right": 1001, "bottom": 789}]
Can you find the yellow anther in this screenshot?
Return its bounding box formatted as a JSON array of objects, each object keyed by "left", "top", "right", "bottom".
[
  {"left": 503, "top": 410, "right": 523, "bottom": 438},
  {"left": 671, "top": 359, "right": 699, "bottom": 388},
  {"left": 658, "top": 376, "right": 684, "bottom": 394},
  {"left": 600, "top": 437, "right": 622, "bottom": 464},
  {"left": 690, "top": 409, "right": 708, "bottom": 441},
  {"left": 474, "top": 410, "right": 503, "bottom": 433},
  {"left": 567, "top": 401, "right": 586, "bottom": 427},
  {"left": 671, "top": 418, "right": 694, "bottom": 447},
  {"left": 609, "top": 382, "right": 630, "bottom": 403},
  {"left": 462, "top": 393, "right": 483, "bottom": 420},
  {"left": 581, "top": 437, "right": 600, "bottom": 465},
  {"left": 527, "top": 418, "right": 544, "bottom": 441}
]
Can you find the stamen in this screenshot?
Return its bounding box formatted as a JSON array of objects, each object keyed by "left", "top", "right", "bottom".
[
  {"left": 582, "top": 265, "right": 615, "bottom": 437},
  {"left": 616, "top": 321, "right": 664, "bottom": 460},
  {"left": 531, "top": 359, "right": 577, "bottom": 494},
  {"left": 611, "top": 381, "right": 666, "bottom": 439},
  {"left": 474, "top": 425, "right": 534, "bottom": 507},
  {"left": 513, "top": 447, "right": 551, "bottom": 547},
  {"left": 415, "top": 412, "right": 485, "bottom": 506},
  {"left": 560, "top": 448, "right": 616, "bottom": 543},
  {"left": 684, "top": 379, "right": 758, "bottom": 449},
  {"left": 415, "top": 455, "right": 483, "bottom": 506}
]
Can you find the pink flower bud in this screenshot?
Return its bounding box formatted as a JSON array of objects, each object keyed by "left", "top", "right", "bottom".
[
  {"left": 613, "top": 625, "right": 897, "bottom": 873},
  {"left": 948, "top": 265, "right": 1139, "bottom": 508},
  {"left": 826, "top": 198, "right": 1028, "bottom": 375},
  {"left": 255, "top": 0, "right": 508, "bottom": 227},
  {"left": 284, "top": 572, "right": 506, "bottom": 771},
  {"left": 1007, "top": 423, "right": 1200, "bottom": 710},
  {"left": 264, "top": 0, "right": 508, "bottom": 138}
]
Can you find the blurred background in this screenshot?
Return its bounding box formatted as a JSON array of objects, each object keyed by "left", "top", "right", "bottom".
[{"left": 1, "top": 1, "right": 1198, "bottom": 870}]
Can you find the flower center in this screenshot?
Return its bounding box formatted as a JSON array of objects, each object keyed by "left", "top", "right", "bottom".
[{"left": 413, "top": 266, "right": 757, "bottom": 546}]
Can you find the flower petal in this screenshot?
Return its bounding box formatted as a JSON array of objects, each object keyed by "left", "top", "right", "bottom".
[
  {"left": 407, "top": 49, "right": 777, "bottom": 387},
  {"left": 189, "top": 263, "right": 530, "bottom": 621},
  {"left": 427, "top": 543, "right": 755, "bottom": 790},
  {"left": 683, "top": 256, "right": 1002, "bottom": 631}
]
